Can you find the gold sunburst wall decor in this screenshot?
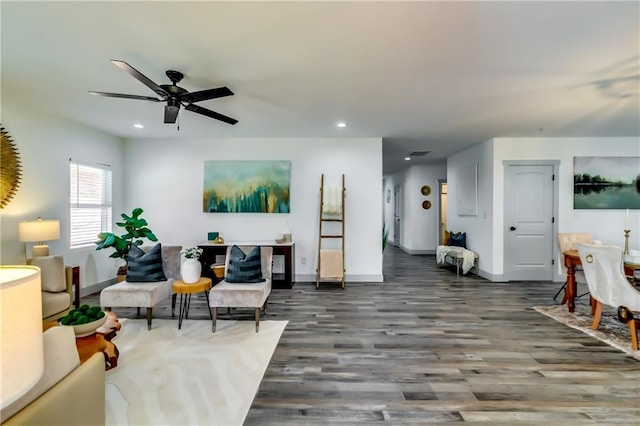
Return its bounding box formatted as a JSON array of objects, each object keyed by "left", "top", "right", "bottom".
[{"left": 1, "top": 125, "right": 22, "bottom": 208}]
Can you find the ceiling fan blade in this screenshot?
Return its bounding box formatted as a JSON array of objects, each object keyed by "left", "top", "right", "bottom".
[
  {"left": 110, "top": 59, "right": 169, "bottom": 99},
  {"left": 185, "top": 104, "right": 238, "bottom": 125},
  {"left": 164, "top": 105, "right": 179, "bottom": 124},
  {"left": 89, "top": 91, "right": 162, "bottom": 102},
  {"left": 179, "top": 87, "right": 234, "bottom": 103}
]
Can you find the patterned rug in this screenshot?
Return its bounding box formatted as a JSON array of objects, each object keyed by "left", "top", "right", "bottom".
[
  {"left": 105, "top": 319, "right": 287, "bottom": 425},
  {"left": 534, "top": 304, "right": 640, "bottom": 361}
]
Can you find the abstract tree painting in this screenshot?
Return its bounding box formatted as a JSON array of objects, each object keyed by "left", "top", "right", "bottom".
[{"left": 203, "top": 161, "right": 291, "bottom": 213}]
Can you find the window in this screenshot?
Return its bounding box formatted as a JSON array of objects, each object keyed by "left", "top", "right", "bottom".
[{"left": 69, "top": 161, "right": 112, "bottom": 249}]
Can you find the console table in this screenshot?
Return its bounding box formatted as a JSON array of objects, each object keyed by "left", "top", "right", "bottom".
[{"left": 198, "top": 241, "right": 295, "bottom": 289}]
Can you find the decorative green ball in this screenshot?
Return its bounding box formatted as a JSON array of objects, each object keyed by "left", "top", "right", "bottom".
[{"left": 59, "top": 305, "right": 104, "bottom": 326}]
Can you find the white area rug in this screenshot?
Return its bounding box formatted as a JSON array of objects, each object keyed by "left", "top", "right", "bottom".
[
  {"left": 534, "top": 304, "right": 640, "bottom": 361},
  {"left": 105, "top": 318, "right": 287, "bottom": 426}
]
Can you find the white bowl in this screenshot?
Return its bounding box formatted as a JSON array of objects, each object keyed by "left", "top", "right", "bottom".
[{"left": 61, "top": 315, "right": 107, "bottom": 338}]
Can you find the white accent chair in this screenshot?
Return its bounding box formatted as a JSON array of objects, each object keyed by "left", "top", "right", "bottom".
[
  {"left": 100, "top": 245, "right": 182, "bottom": 330},
  {"left": 208, "top": 246, "right": 273, "bottom": 333},
  {"left": 577, "top": 242, "right": 640, "bottom": 350},
  {"left": 27, "top": 255, "right": 73, "bottom": 322},
  {"left": 555, "top": 233, "right": 593, "bottom": 301}
]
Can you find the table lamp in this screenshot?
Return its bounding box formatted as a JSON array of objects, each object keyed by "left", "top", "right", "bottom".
[
  {"left": 0, "top": 266, "right": 44, "bottom": 410},
  {"left": 18, "top": 217, "right": 60, "bottom": 257}
]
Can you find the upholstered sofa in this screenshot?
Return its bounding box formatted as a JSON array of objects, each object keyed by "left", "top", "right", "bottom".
[
  {"left": 27, "top": 255, "right": 74, "bottom": 322},
  {"left": 0, "top": 326, "right": 105, "bottom": 425}
]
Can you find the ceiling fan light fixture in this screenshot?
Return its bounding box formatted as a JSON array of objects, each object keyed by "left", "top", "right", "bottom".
[{"left": 90, "top": 60, "right": 238, "bottom": 126}]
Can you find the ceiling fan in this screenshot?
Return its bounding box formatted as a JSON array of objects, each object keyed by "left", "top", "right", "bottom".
[{"left": 89, "top": 59, "right": 238, "bottom": 125}]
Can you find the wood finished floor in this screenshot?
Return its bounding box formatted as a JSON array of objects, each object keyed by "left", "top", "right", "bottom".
[{"left": 84, "top": 246, "right": 640, "bottom": 424}]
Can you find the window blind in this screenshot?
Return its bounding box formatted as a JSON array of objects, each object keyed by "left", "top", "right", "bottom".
[{"left": 69, "top": 162, "right": 112, "bottom": 249}]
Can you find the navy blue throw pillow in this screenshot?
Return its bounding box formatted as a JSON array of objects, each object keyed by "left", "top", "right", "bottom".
[
  {"left": 126, "top": 243, "right": 167, "bottom": 282},
  {"left": 448, "top": 232, "right": 467, "bottom": 249},
  {"left": 226, "top": 245, "right": 265, "bottom": 283}
]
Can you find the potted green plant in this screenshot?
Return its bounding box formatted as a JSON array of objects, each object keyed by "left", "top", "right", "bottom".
[
  {"left": 95, "top": 207, "right": 158, "bottom": 279},
  {"left": 382, "top": 221, "right": 390, "bottom": 252}
]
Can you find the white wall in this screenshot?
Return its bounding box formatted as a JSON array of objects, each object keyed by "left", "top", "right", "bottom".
[
  {"left": 5, "top": 105, "right": 632, "bottom": 287},
  {"left": 448, "top": 136, "right": 640, "bottom": 280},
  {"left": 447, "top": 140, "right": 494, "bottom": 272},
  {"left": 123, "top": 137, "right": 383, "bottom": 282},
  {"left": 492, "top": 137, "right": 640, "bottom": 277},
  {"left": 403, "top": 165, "right": 446, "bottom": 253},
  {"left": 382, "top": 177, "right": 395, "bottom": 246},
  {"left": 383, "top": 172, "right": 404, "bottom": 246},
  {"left": 0, "top": 102, "right": 125, "bottom": 289},
  {"left": 384, "top": 164, "right": 447, "bottom": 254}
]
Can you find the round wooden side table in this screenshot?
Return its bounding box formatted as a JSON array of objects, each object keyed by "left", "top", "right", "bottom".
[
  {"left": 76, "top": 311, "right": 121, "bottom": 370},
  {"left": 44, "top": 311, "right": 121, "bottom": 370},
  {"left": 172, "top": 277, "right": 213, "bottom": 329}
]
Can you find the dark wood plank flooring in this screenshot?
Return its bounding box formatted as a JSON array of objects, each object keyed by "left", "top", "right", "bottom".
[{"left": 83, "top": 245, "right": 640, "bottom": 424}]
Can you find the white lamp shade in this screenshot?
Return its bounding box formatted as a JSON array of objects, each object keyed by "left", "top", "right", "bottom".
[
  {"left": 18, "top": 219, "right": 60, "bottom": 243},
  {"left": 0, "top": 266, "right": 44, "bottom": 409}
]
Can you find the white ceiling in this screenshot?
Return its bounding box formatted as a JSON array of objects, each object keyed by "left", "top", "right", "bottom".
[{"left": 2, "top": 1, "right": 638, "bottom": 174}]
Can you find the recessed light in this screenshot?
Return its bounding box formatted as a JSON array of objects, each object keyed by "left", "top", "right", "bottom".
[
  {"left": 133, "top": 123, "right": 144, "bottom": 129},
  {"left": 336, "top": 122, "right": 346, "bottom": 128},
  {"left": 404, "top": 157, "right": 411, "bottom": 161}
]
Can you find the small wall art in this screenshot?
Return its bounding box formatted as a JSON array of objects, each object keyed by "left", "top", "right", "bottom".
[
  {"left": 573, "top": 156, "right": 640, "bottom": 209},
  {"left": 203, "top": 160, "right": 291, "bottom": 213}
]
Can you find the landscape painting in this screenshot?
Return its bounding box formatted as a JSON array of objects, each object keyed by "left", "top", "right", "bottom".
[
  {"left": 573, "top": 157, "right": 640, "bottom": 209},
  {"left": 203, "top": 161, "right": 290, "bottom": 213}
]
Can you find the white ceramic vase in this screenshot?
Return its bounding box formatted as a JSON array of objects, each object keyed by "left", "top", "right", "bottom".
[{"left": 181, "top": 258, "right": 202, "bottom": 283}]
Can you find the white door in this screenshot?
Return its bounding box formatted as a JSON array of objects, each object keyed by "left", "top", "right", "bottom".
[
  {"left": 393, "top": 185, "right": 401, "bottom": 246},
  {"left": 505, "top": 164, "right": 555, "bottom": 281}
]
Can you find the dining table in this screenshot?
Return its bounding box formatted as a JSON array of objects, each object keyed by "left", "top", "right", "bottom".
[{"left": 562, "top": 249, "right": 640, "bottom": 313}]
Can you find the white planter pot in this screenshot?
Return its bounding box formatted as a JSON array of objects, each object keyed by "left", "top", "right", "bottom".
[{"left": 181, "top": 258, "right": 202, "bottom": 283}]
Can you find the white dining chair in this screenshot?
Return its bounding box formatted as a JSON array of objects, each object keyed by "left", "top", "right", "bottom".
[{"left": 577, "top": 242, "right": 640, "bottom": 350}]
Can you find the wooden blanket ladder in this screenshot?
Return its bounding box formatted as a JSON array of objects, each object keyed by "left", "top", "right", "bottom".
[{"left": 316, "top": 174, "right": 346, "bottom": 289}]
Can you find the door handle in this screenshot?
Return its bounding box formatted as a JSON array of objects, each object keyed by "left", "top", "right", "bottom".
[{"left": 510, "top": 226, "right": 516, "bottom": 231}]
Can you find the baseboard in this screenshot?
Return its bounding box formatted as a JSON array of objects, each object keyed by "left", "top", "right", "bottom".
[
  {"left": 479, "top": 269, "right": 507, "bottom": 282},
  {"left": 475, "top": 270, "right": 562, "bottom": 283},
  {"left": 295, "top": 274, "right": 383, "bottom": 283}
]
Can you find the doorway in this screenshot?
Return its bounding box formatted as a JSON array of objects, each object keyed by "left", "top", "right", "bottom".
[
  {"left": 393, "top": 185, "right": 401, "bottom": 247},
  {"left": 438, "top": 180, "right": 447, "bottom": 245},
  {"left": 504, "top": 161, "right": 559, "bottom": 281}
]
